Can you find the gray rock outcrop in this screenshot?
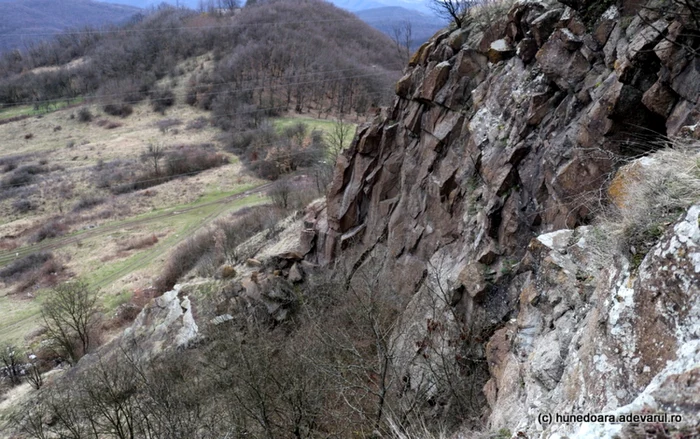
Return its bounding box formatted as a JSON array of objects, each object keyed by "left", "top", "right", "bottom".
[{"left": 298, "top": 0, "right": 700, "bottom": 435}]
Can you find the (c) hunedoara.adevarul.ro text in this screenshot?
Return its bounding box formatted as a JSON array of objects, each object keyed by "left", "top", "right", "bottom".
[{"left": 537, "top": 412, "right": 683, "bottom": 425}]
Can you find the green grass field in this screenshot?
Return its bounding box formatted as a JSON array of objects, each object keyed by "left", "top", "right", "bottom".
[
  {"left": 0, "top": 110, "right": 342, "bottom": 347},
  {"left": 0, "top": 191, "right": 268, "bottom": 346},
  {"left": 274, "top": 116, "right": 356, "bottom": 145},
  {"left": 0, "top": 98, "right": 83, "bottom": 121}
]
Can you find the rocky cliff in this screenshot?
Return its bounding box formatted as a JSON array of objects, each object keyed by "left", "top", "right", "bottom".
[{"left": 301, "top": 0, "right": 700, "bottom": 436}]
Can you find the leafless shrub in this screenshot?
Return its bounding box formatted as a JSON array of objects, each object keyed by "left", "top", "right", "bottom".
[
  {"left": 0, "top": 252, "right": 53, "bottom": 283},
  {"left": 155, "top": 206, "right": 287, "bottom": 290},
  {"left": 77, "top": 107, "right": 93, "bottom": 122},
  {"left": 72, "top": 194, "right": 105, "bottom": 212},
  {"left": 103, "top": 102, "right": 133, "bottom": 118},
  {"left": 1, "top": 161, "right": 18, "bottom": 173},
  {"left": 95, "top": 119, "right": 123, "bottom": 129},
  {"left": 119, "top": 234, "right": 159, "bottom": 251},
  {"left": 156, "top": 118, "right": 183, "bottom": 133},
  {"left": 214, "top": 206, "right": 287, "bottom": 262},
  {"left": 30, "top": 219, "right": 69, "bottom": 243},
  {"left": 430, "top": 0, "right": 515, "bottom": 30},
  {"left": 387, "top": 417, "right": 450, "bottom": 439},
  {"left": 186, "top": 116, "right": 208, "bottom": 130},
  {"left": 25, "top": 355, "right": 45, "bottom": 390},
  {"left": 151, "top": 86, "right": 176, "bottom": 114},
  {"left": 141, "top": 143, "right": 166, "bottom": 177},
  {"left": 11, "top": 400, "right": 50, "bottom": 439},
  {"left": 269, "top": 178, "right": 292, "bottom": 209},
  {"left": 15, "top": 256, "right": 66, "bottom": 293},
  {"left": 12, "top": 198, "right": 35, "bottom": 213},
  {"left": 1, "top": 164, "right": 47, "bottom": 189},
  {"left": 155, "top": 231, "right": 215, "bottom": 293},
  {"left": 164, "top": 144, "right": 228, "bottom": 176},
  {"left": 11, "top": 255, "right": 483, "bottom": 438},
  {"left": 111, "top": 302, "right": 143, "bottom": 327},
  {"left": 93, "top": 158, "right": 137, "bottom": 190},
  {"left": 0, "top": 252, "right": 66, "bottom": 293},
  {"left": 229, "top": 122, "right": 327, "bottom": 181},
  {"left": 0, "top": 153, "right": 33, "bottom": 173}
]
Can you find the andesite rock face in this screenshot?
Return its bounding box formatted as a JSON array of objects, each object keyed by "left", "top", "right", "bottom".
[
  {"left": 486, "top": 207, "right": 700, "bottom": 437},
  {"left": 300, "top": 0, "right": 700, "bottom": 435}
]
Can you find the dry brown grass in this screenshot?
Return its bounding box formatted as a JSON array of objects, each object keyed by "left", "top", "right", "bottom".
[
  {"left": 119, "top": 234, "right": 159, "bottom": 251},
  {"left": 0, "top": 252, "right": 68, "bottom": 294},
  {"left": 0, "top": 100, "right": 260, "bottom": 244},
  {"left": 591, "top": 140, "right": 700, "bottom": 268}
]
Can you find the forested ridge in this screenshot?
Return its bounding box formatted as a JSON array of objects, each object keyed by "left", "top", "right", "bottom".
[{"left": 0, "top": 0, "right": 403, "bottom": 123}]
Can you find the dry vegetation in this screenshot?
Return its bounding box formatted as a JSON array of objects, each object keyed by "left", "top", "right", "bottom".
[
  {"left": 0, "top": 0, "right": 401, "bottom": 124},
  {"left": 154, "top": 205, "right": 289, "bottom": 292},
  {"left": 591, "top": 139, "right": 700, "bottom": 268},
  {"left": 0, "top": 252, "right": 67, "bottom": 294},
  {"left": 0, "top": 0, "right": 407, "bottom": 436},
  {"left": 0, "top": 99, "right": 257, "bottom": 243},
  {"left": 0, "top": 86, "right": 349, "bottom": 351},
  {"left": 5, "top": 247, "right": 490, "bottom": 439}
]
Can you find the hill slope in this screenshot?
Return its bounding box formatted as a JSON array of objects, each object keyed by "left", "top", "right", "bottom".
[
  {"left": 0, "top": 0, "right": 403, "bottom": 120},
  {"left": 0, "top": 0, "right": 140, "bottom": 52}
]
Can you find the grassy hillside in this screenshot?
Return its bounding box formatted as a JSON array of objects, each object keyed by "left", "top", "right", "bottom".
[
  {"left": 0, "top": 1, "right": 400, "bottom": 435},
  {"left": 0, "top": 0, "right": 389, "bottom": 347}
]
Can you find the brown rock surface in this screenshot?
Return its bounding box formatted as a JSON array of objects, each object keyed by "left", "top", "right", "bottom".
[{"left": 298, "top": 0, "right": 700, "bottom": 435}]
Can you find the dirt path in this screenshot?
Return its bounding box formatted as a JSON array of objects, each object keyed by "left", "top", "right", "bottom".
[
  {"left": 0, "top": 182, "right": 273, "bottom": 269},
  {"left": 90, "top": 190, "right": 263, "bottom": 290}
]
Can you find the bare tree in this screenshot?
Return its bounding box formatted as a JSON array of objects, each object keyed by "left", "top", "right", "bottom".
[
  {"left": 142, "top": 143, "right": 165, "bottom": 177},
  {"left": 430, "top": 0, "right": 475, "bottom": 28},
  {"left": 41, "top": 280, "right": 100, "bottom": 364},
  {"left": 311, "top": 118, "right": 352, "bottom": 193},
  {"left": 25, "top": 354, "right": 44, "bottom": 390},
  {"left": 327, "top": 117, "right": 353, "bottom": 164},
  {"left": 0, "top": 344, "right": 23, "bottom": 386},
  {"left": 269, "top": 178, "right": 292, "bottom": 209},
  {"left": 391, "top": 20, "right": 414, "bottom": 62},
  {"left": 296, "top": 258, "right": 410, "bottom": 436},
  {"left": 221, "top": 0, "right": 240, "bottom": 10},
  {"left": 12, "top": 402, "right": 50, "bottom": 439},
  {"left": 77, "top": 354, "right": 145, "bottom": 439}
]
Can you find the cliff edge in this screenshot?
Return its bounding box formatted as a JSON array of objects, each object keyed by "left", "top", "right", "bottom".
[{"left": 302, "top": 0, "right": 700, "bottom": 436}]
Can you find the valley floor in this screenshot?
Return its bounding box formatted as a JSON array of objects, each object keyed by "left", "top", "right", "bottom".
[{"left": 0, "top": 98, "right": 347, "bottom": 347}]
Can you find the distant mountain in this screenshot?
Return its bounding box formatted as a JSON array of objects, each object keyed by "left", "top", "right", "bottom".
[
  {"left": 99, "top": 0, "right": 436, "bottom": 15},
  {"left": 355, "top": 6, "right": 446, "bottom": 50},
  {"left": 96, "top": 0, "right": 445, "bottom": 52},
  {"left": 330, "top": 0, "right": 433, "bottom": 14},
  {"left": 98, "top": 0, "right": 197, "bottom": 7},
  {"left": 327, "top": 0, "right": 385, "bottom": 11},
  {"left": 0, "top": 0, "right": 140, "bottom": 52}
]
